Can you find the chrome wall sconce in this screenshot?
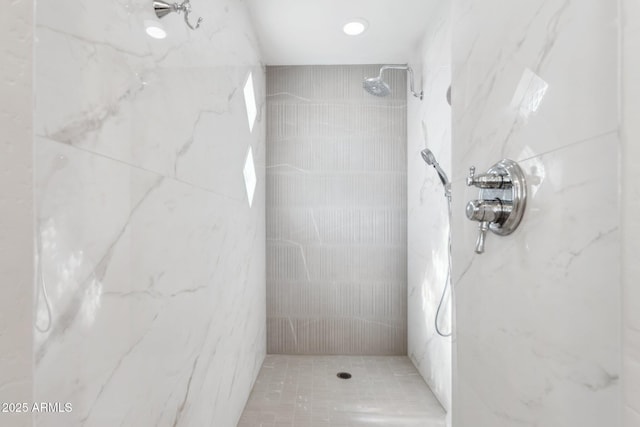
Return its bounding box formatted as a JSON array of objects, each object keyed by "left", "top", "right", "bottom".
[{"left": 153, "top": 0, "right": 203, "bottom": 30}]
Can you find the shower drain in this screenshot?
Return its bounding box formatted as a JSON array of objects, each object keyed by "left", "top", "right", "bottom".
[{"left": 336, "top": 372, "right": 352, "bottom": 379}]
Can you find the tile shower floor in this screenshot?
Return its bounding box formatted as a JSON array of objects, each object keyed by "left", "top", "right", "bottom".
[{"left": 237, "top": 355, "right": 446, "bottom": 427}]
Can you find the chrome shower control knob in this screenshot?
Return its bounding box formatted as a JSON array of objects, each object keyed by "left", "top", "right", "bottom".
[
  {"left": 465, "top": 199, "right": 512, "bottom": 224},
  {"left": 466, "top": 200, "right": 513, "bottom": 254}
]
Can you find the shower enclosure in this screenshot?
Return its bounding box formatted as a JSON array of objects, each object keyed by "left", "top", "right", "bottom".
[{"left": 1, "top": 0, "right": 639, "bottom": 426}]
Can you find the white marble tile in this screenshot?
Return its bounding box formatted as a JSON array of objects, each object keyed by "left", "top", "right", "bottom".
[
  {"left": 407, "top": 3, "right": 452, "bottom": 416},
  {"left": 454, "top": 135, "right": 620, "bottom": 427},
  {"left": 622, "top": 0, "right": 640, "bottom": 424},
  {"left": 452, "top": 0, "right": 618, "bottom": 181},
  {"left": 452, "top": 1, "right": 620, "bottom": 426},
  {"left": 35, "top": 0, "right": 264, "bottom": 197},
  {"left": 34, "top": 0, "right": 266, "bottom": 425},
  {"left": 35, "top": 136, "right": 266, "bottom": 426},
  {"left": 0, "top": 1, "right": 35, "bottom": 425}
]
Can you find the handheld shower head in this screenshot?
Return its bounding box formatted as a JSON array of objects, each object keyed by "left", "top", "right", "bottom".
[
  {"left": 421, "top": 149, "right": 450, "bottom": 198},
  {"left": 421, "top": 148, "right": 437, "bottom": 166}
]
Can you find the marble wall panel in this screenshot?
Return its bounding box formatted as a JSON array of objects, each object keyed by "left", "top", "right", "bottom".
[
  {"left": 407, "top": 3, "right": 453, "bottom": 416},
  {"left": 451, "top": 1, "right": 620, "bottom": 426},
  {"left": 34, "top": 1, "right": 266, "bottom": 425},
  {"left": 622, "top": 0, "right": 640, "bottom": 425}
]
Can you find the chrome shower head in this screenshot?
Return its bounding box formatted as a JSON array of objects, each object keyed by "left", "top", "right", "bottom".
[
  {"left": 363, "top": 77, "right": 391, "bottom": 97},
  {"left": 421, "top": 149, "right": 450, "bottom": 198},
  {"left": 421, "top": 148, "right": 437, "bottom": 166},
  {"left": 363, "top": 65, "right": 423, "bottom": 100}
]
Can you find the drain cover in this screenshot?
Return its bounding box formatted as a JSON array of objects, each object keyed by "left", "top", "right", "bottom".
[{"left": 336, "top": 372, "right": 352, "bottom": 379}]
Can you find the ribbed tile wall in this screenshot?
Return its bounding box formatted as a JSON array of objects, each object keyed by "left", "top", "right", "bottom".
[{"left": 266, "top": 65, "right": 407, "bottom": 355}]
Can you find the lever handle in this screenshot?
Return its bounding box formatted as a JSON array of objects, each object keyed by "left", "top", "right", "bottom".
[
  {"left": 466, "top": 165, "right": 509, "bottom": 189},
  {"left": 466, "top": 166, "right": 476, "bottom": 186},
  {"left": 466, "top": 199, "right": 513, "bottom": 255},
  {"left": 475, "top": 221, "right": 489, "bottom": 254}
]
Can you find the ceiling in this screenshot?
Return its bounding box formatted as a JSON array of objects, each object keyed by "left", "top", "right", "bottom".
[{"left": 246, "top": 0, "right": 444, "bottom": 65}]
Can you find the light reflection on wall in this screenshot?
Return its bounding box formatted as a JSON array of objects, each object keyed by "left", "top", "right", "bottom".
[
  {"left": 243, "top": 146, "right": 256, "bottom": 207},
  {"left": 518, "top": 146, "right": 546, "bottom": 199},
  {"left": 37, "top": 218, "right": 103, "bottom": 335},
  {"left": 510, "top": 68, "right": 549, "bottom": 120},
  {"left": 244, "top": 72, "right": 257, "bottom": 133},
  {"left": 83, "top": 278, "right": 103, "bottom": 327}
]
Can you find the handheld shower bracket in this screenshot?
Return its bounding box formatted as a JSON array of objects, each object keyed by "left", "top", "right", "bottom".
[{"left": 421, "top": 148, "right": 450, "bottom": 199}]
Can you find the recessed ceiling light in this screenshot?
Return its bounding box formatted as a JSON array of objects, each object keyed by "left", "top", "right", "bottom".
[
  {"left": 144, "top": 20, "right": 167, "bottom": 39},
  {"left": 343, "top": 19, "right": 368, "bottom": 36}
]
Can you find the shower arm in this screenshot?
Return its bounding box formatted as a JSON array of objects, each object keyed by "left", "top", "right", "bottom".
[
  {"left": 378, "top": 65, "right": 423, "bottom": 100},
  {"left": 180, "top": 1, "right": 203, "bottom": 31}
]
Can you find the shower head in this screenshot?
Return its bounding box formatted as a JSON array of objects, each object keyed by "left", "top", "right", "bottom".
[
  {"left": 421, "top": 149, "right": 451, "bottom": 198},
  {"left": 421, "top": 148, "right": 437, "bottom": 166},
  {"left": 363, "top": 77, "right": 391, "bottom": 97},
  {"left": 362, "top": 65, "right": 423, "bottom": 100}
]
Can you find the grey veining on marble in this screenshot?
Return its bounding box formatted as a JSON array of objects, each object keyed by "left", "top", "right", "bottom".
[
  {"left": 451, "top": 1, "right": 621, "bottom": 426},
  {"left": 266, "top": 65, "right": 408, "bottom": 355},
  {"left": 33, "top": 0, "right": 266, "bottom": 426}
]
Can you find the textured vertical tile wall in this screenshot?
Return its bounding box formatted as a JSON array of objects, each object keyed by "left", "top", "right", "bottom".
[
  {"left": 452, "top": 1, "right": 620, "bottom": 426},
  {"left": 266, "top": 65, "right": 407, "bottom": 355},
  {"left": 0, "top": 1, "right": 34, "bottom": 426},
  {"left": 407, "top": 4, "right": 452, "bottom": 414},
  {"left": 622, "top": 0, "right": 640, "bottom": 425},
  {"left": 33, "top": 1, "right": 265, "bottom": 426}
]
